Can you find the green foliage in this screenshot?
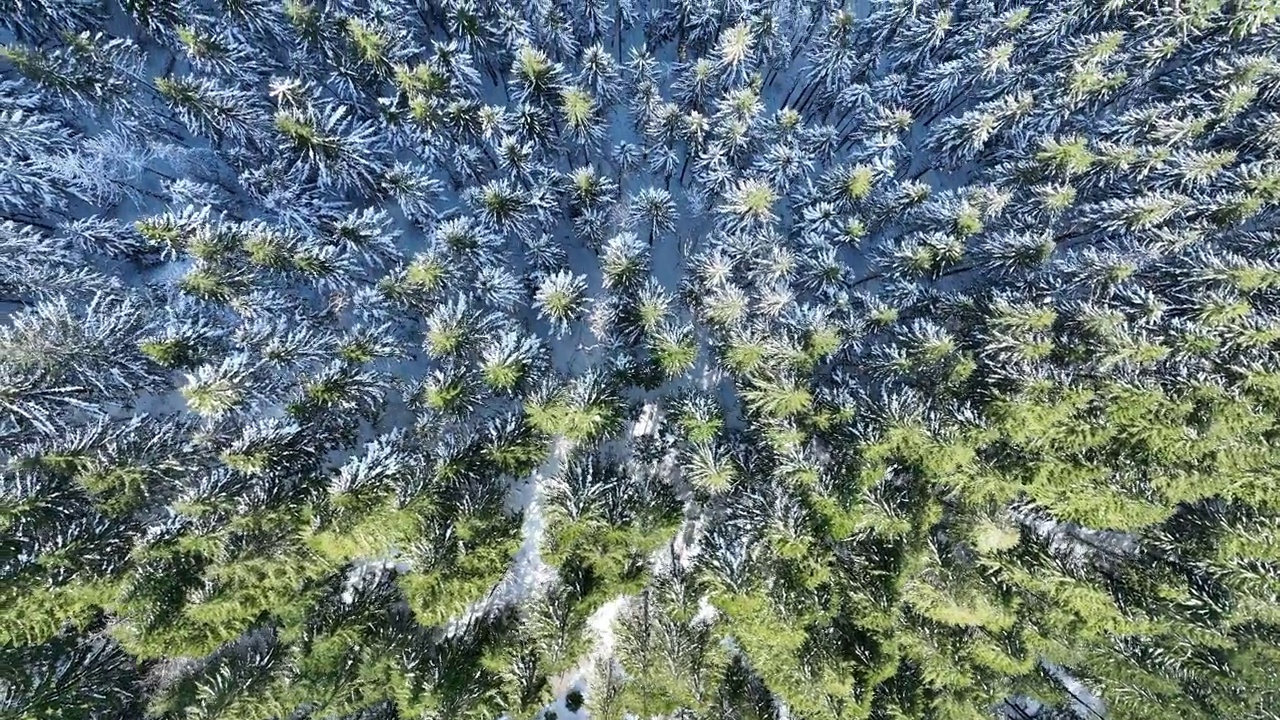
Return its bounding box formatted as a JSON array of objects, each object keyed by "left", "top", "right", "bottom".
[
  {"left": 601, "top": 580, "right": 730, "bottom": 719},
  {"left": 543, "top": 453, "right": 683, "bottom": 606},
  {"left": 524, "top": 373, "right": 624, "bottom": 443},
  {"left": 649, "top": 323, "right": 698, "bottom": 379},
  {"left": 4, "top": 2, "right": 1280, "bottom": 719},
  {"left": 400, "top": 516, "right": 521, "bottom": 627}
]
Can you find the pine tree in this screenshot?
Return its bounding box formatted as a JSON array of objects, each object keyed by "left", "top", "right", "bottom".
[{"left": 3, "top": 0, "right": 1280, "bottom": 717}]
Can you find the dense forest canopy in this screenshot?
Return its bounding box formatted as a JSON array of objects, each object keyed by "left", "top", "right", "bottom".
[{"left": 1, "top": 0, "right": 1279, "bottom": 718}]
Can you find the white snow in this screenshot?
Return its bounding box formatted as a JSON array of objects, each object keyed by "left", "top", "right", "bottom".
[
  {"left": 629, "top": 400, "right": 661, "bottom": 439},
  {"left": 339, "top": 557, "right": 413, "bottom": 606},
  {"left": 442, "top": 436, "right": 571, "bottom": 638}
]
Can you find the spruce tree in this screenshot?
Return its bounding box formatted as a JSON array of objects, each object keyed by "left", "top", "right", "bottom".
[{"left": 2, "top": 1, "right": 1280, "bottom": 719}]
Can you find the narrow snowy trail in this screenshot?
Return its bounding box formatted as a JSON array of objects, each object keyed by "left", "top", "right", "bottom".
[{"left": 440, "top": 435, "right": 571, "bottom": 640}]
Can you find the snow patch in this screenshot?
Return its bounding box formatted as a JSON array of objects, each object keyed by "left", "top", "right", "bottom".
[
  {"left": 339, "top": 557, "right": 412, "bottom": 605},
  {"left": 442, "top": 436, "right": 571, "bottom": 638}
]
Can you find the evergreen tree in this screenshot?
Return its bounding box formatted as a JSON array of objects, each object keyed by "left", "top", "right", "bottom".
[{"left": 1, "top": 1, "right": 1279, "bottom": 718}]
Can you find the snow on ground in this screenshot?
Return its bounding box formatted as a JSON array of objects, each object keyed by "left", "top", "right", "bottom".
[
  {"left": 535, "top": 595, "right": 631, "bottom": 720},
  {"left": 2, "top": 8, "right": 1127, "bottom": 719},
  {"left": 1043, "top": 661, "right": 1109, "bottom": 719},
  {"left": 512, "top": 399, "right": 712, "bottom": 719},
  {"left": 441, "top": 435, "right": 571, "bottom": 640},
  {"left": 630, "top": 400, "right": 661, "bottom": 439},
  {"left": 1013, "top": 505, "right": 1141, "bottom": 566},
  {"left": 340, "top": 557, "right": 413, "bottom": 606}
]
